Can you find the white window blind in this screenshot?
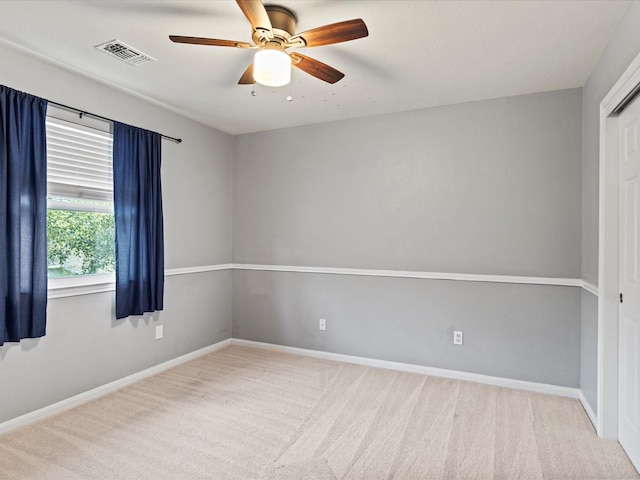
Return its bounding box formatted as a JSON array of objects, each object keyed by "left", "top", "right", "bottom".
[{"left": 46, "top": 116, "right": 113, "bottom": 202}]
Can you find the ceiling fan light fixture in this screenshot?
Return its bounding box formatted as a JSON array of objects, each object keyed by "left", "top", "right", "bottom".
[
  {"left": 253, "top": 48, "right": 291, "bottom": 87},
  {"left": 170, "top": 1, "right": 369, "bottom": 86}
]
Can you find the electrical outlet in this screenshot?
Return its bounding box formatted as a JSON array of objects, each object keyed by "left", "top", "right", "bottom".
[
  {"left": 319, "top": 318, "right": 326, "bottom": 331},
  {"left": 155, "top": 325, "right": 164, "bottom": 340},
  {"left": 453, "top": 330, "right": 463, "bottom": 345}
]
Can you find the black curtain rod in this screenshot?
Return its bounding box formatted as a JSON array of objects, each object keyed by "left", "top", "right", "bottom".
[{"left": 48, "top": 100, "right": 182, "bottom": 144}]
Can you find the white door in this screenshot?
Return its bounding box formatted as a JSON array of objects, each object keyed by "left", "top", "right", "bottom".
[{"left": 619, "top": 94, "right": 640, "bottom": 472}]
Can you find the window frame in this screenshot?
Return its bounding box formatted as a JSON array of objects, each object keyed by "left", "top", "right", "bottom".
[{"left": 46, "top": 106, "right": 116, "bottom": 298}]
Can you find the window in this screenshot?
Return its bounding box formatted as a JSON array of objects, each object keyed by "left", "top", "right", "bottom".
[{"left": 46, "top": 109, "right": 115, "bottom": 278}]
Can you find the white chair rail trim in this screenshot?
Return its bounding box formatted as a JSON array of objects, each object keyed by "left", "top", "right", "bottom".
[
  {"left": 234, "top": 263, "right": 598, "bottom": 293},
  {"left": 47, "top": 263, "right": 598, "bottom": 299}
]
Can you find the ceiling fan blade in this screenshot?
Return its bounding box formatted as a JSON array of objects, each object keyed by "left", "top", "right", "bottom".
[
  {"left": 236, "top": 0, "right": 272, "bottom": 34},
  {"left": 290, "top": 52, "right": 345, "bottom": 84},
  {"left": 169, "top": 36, "right": 252, "bottom": 48},
  {"left": 289, "top": 19, "right": 368, "bottom": 47},
  {"left": 238, "top": 64, "right": 254, "bottom": 84}
]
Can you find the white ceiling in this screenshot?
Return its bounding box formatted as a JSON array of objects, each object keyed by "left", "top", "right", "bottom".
[{"left": 0, "top": 0, "right": 632, "bottom": 135}]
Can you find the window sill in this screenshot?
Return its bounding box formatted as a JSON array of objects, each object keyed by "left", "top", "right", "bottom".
[{"left": 48, "top": 273, "right": 115, "bottom": 299}]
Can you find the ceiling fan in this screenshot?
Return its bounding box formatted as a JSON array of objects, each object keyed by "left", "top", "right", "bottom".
[{"left": 169, "top": 0, "right": 368, "bottom": 87}]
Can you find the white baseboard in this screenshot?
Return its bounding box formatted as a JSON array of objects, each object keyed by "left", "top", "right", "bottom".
[
  {"left": 0, "top": 338, "right": 232, "bottom": 436},
  {"left": 231, "top": 338, "right": 580, "bottom": 399},
  {"left": 579, "top": 390, "right": 599, "bottom": 430},
  {"left": 0, "top": 337, "right": 582, "bottom": 437}
]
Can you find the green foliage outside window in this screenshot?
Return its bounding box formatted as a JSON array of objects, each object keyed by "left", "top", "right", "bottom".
[{"left": 47, "top": 208, "right": 115, "bottom": 277}]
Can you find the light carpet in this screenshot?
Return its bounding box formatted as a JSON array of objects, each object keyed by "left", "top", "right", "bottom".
[{"left": 0, "top": 345, "right": 638, "bottom": 479}]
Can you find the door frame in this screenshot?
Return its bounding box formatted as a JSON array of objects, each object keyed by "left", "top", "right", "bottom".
[{"left": 598, "top": 51, "right": 640, "bottom": 439}]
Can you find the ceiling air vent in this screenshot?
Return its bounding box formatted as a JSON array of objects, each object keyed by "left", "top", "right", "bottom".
[{"left": 94, "top": 40, "right": 156, "bottom": 66}]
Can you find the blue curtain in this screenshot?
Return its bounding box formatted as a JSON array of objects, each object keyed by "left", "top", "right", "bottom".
[
  {"left": 0, "top": 86, "right": 48, "bottom": 346},
  {"left": 112, "top": 122, "right": 164, "bottom": 319}
]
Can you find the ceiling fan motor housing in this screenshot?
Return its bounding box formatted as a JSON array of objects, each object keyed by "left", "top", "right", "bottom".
[{"left": 252, "top": 5, "right": 297, "bottom": 46}]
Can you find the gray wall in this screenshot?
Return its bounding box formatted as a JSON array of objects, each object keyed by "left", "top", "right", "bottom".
[
  {"left": 581, "top": 290, "right": 598, "bottom": 410},
  {"left": 233, "top": 271, "right": 580, "bottom": 387},
  {"left": 0, "top": 43, "right": 234, "bottom": 424},
  {"left": 233, "top": 89, "right": 583, "bottom": 387},
  {"left": 0, "top": 273, "right": 231, "bottom": 423},
  {"left": 580, "top": 1, "right": 640, "bottom": 414},
  {"left": 234, "top": 90, "right": 582, "bottom": 277},
  {"left": 582, "top": 1, "right": 640, "bottom": 285}
]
